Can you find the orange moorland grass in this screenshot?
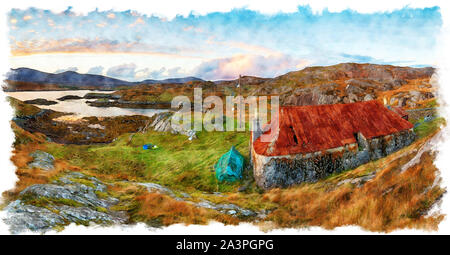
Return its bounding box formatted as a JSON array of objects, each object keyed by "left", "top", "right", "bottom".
[
  {"left": 4, "top": 122, "right": 80, "bottom": 200},
  {"left": 8, "top": 148, "right": 80, "bottom": 200},
  {"left": 135, "top": 192, "right": 239, "bottom": 226},
  {"left": 263, "top": 133, "right": 444, "bottom": 232}
]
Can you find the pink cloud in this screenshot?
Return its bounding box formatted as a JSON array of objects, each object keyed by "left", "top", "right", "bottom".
[{"left": 193, "top": 54, "right": 309, "bottom": 80}]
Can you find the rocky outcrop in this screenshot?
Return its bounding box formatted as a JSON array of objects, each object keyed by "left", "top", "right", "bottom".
[
  {"left": 28, "top": 150, "right": 55, "bottom": 171},
  {"left": 390, "top": 90, "right": 435, "bottom": 108},
  {"left": 150, "top": 112, "right": 197, "bottom": 140},
  {"left": 3, "top": 172, "right": 128, "bottom": 233},
  {"left": 136, "top": 181, "right": 263, "bottom": 218},
  {"left": 283, "top": 84, "right": 341, "bottom": 106}
]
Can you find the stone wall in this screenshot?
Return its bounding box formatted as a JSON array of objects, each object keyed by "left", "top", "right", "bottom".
[{"left": 252, "top": 129, "right": 415, "bottom": 190}]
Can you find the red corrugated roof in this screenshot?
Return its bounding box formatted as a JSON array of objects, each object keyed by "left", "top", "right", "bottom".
[
  {"left": 390, "top": 106, "right": 408, "bottom": 118},
  {"left": 253, "top": 100, "right": 413, "bottom": 156}
]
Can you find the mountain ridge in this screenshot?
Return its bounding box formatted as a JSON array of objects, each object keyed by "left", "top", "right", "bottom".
[{"left": 4, "top": 67, "right": 204, "bottom": 91}]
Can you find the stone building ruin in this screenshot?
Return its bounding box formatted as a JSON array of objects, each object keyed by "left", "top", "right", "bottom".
[{"left": 251, "top": 100, "right": 415, "bottom": 190}]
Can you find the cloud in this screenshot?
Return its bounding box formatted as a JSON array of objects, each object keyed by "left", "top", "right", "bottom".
[
  {"left": 9, "top": 38, "right": 205, "bottom": 59},
  {"left": 55, "top": 67, "right": 78, "bottom": 73},
  {"left": 167, "top": 67, "right": 188, "bottom": 78},
  {"left": 87, "top": 66, "right": 104, "bottom": 75},
  {"left": 148, "top": 68, "right": 167, "bottom": 79},
  {"left": 106, "top": 63, "right": 137, "bottom": 80},
  {"left": 134, "top": 68, "right": 152, "bottom": 80},
  {"left": 193, "top": 54, "right": 309, "bottom": 80},
  {"left": 105, "top": 64, "right": 185, "bottom": 81},
  {"left": 133, "top": 67, "right": 172, "bottom": 80}
]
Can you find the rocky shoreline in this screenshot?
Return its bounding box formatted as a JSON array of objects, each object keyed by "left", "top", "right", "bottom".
[
  {"left": 12, "top": 107, "right": 153, "bottom": 144},
  {"left": 21, "top": 91, "right": 174, "bottom": 110}
]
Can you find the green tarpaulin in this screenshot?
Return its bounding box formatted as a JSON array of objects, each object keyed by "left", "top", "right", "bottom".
[{"left": 215, "top": 146, "right": 244, "bottom": 182}]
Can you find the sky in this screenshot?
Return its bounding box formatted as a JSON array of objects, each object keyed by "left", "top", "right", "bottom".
[{"left": 7, "top": 6, "right": 442, "bottom": 81}]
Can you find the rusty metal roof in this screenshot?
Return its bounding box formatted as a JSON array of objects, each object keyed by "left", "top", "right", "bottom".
[
  {"left": 390, "top": 106, "right": 408, "bottom": 118},
  {"left": 253, "top": 100, "right": 413, "bottom": 156}
]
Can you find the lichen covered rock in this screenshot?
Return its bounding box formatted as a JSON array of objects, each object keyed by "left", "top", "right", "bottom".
[
  {"left": 28, "top": 150, "right": 55, "bottom": 171},
  {"left": 2, "top": 172, "right": 128, "bottom": 233}
]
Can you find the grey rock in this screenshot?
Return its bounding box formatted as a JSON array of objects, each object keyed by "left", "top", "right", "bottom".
[
  {"left": 55, "top": 205, "right": 127, "bottom": 224},
  {"left": 337, "top": 171, "right": 376, "bottom": 187},
  {"left": 4, "top": 200, "right": 66, "bottom": 234},
  {"left": 138, "top": 182, "right": 177, "bottom": 198},
  {"left": 363, "top": 94, "right": 374, "bottom": 101},
  {"left": 180, "top": 192, "right": 191, "bottom": 198},
  {"left": 151, "top": 112, "right": 197, "bottom": 140},
  {"left": 20, "top": 183, "right": 115, "bottom": 208},
  {"left": 347, "top": 93, "right": 359, "bottom": 103},
  {"left": 192, "top": 199, "right": 258, "bottom": 218},
  {"left": 28, "top": 150, "right": 55, "bottom": 171},
  {"left": 345, "top": 84, "right": 365, "bottom": 95},
  {"left": 3, "top": 172, "right": 128, "bottom": 233}
]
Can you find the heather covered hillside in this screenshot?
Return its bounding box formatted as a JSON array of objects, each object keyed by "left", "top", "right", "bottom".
[{"left": 96, "top": 63, "right": 437, "bottom": 110}]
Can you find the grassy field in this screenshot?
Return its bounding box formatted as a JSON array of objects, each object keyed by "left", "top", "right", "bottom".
[{"left": 45, "top": 129, "right": 253, "bottom": 193}]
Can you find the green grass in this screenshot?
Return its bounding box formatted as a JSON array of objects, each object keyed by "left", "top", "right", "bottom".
[
  {"left": 21, "top": 194, "right": 84, "bottom": 208},
  {"left": 69, "top": 178, "right": 96, "bottom": 189},
  {"left": 425, "top": 99, "right": 438, "bottom": 108},
  {"left": 46, "top": 130, "right": 251, "bottom": 193},
  {"left": 7, "top": 96, "right": 41, "bottom": 117},
  {"left": 414, "top": 117, "right": 446, "bottom": 139}
]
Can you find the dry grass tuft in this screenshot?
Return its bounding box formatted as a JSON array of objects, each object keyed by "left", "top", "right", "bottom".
[
  {"left": 135, "top": 192, "right": 239, "bottom": 226},
  {"left": 265, "top": 133, "right": 445, "bottom": 232}
]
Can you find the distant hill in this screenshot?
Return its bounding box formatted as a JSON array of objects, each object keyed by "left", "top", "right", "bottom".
[
  {"left": 3, "top": 68, "right": 204, "bottom": 91},
  {"left": 141, "top": 77, "right": 204, "bottom": 84}
]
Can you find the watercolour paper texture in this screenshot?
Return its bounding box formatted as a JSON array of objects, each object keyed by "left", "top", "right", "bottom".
[{"left": 0, "top": 0, "right": 450, "bottom": 234}]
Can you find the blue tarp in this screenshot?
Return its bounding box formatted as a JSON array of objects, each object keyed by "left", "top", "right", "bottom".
[
  {"left": 143, "top": 144, "right": 158, "bottom": 150},
  {"left": 215, "top": 146, "right": 244, "bottom": 182}
]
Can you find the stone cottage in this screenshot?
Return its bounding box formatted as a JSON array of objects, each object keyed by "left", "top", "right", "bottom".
[{"left": 251, "top": 100, "right": 415, "bottom": 190}]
